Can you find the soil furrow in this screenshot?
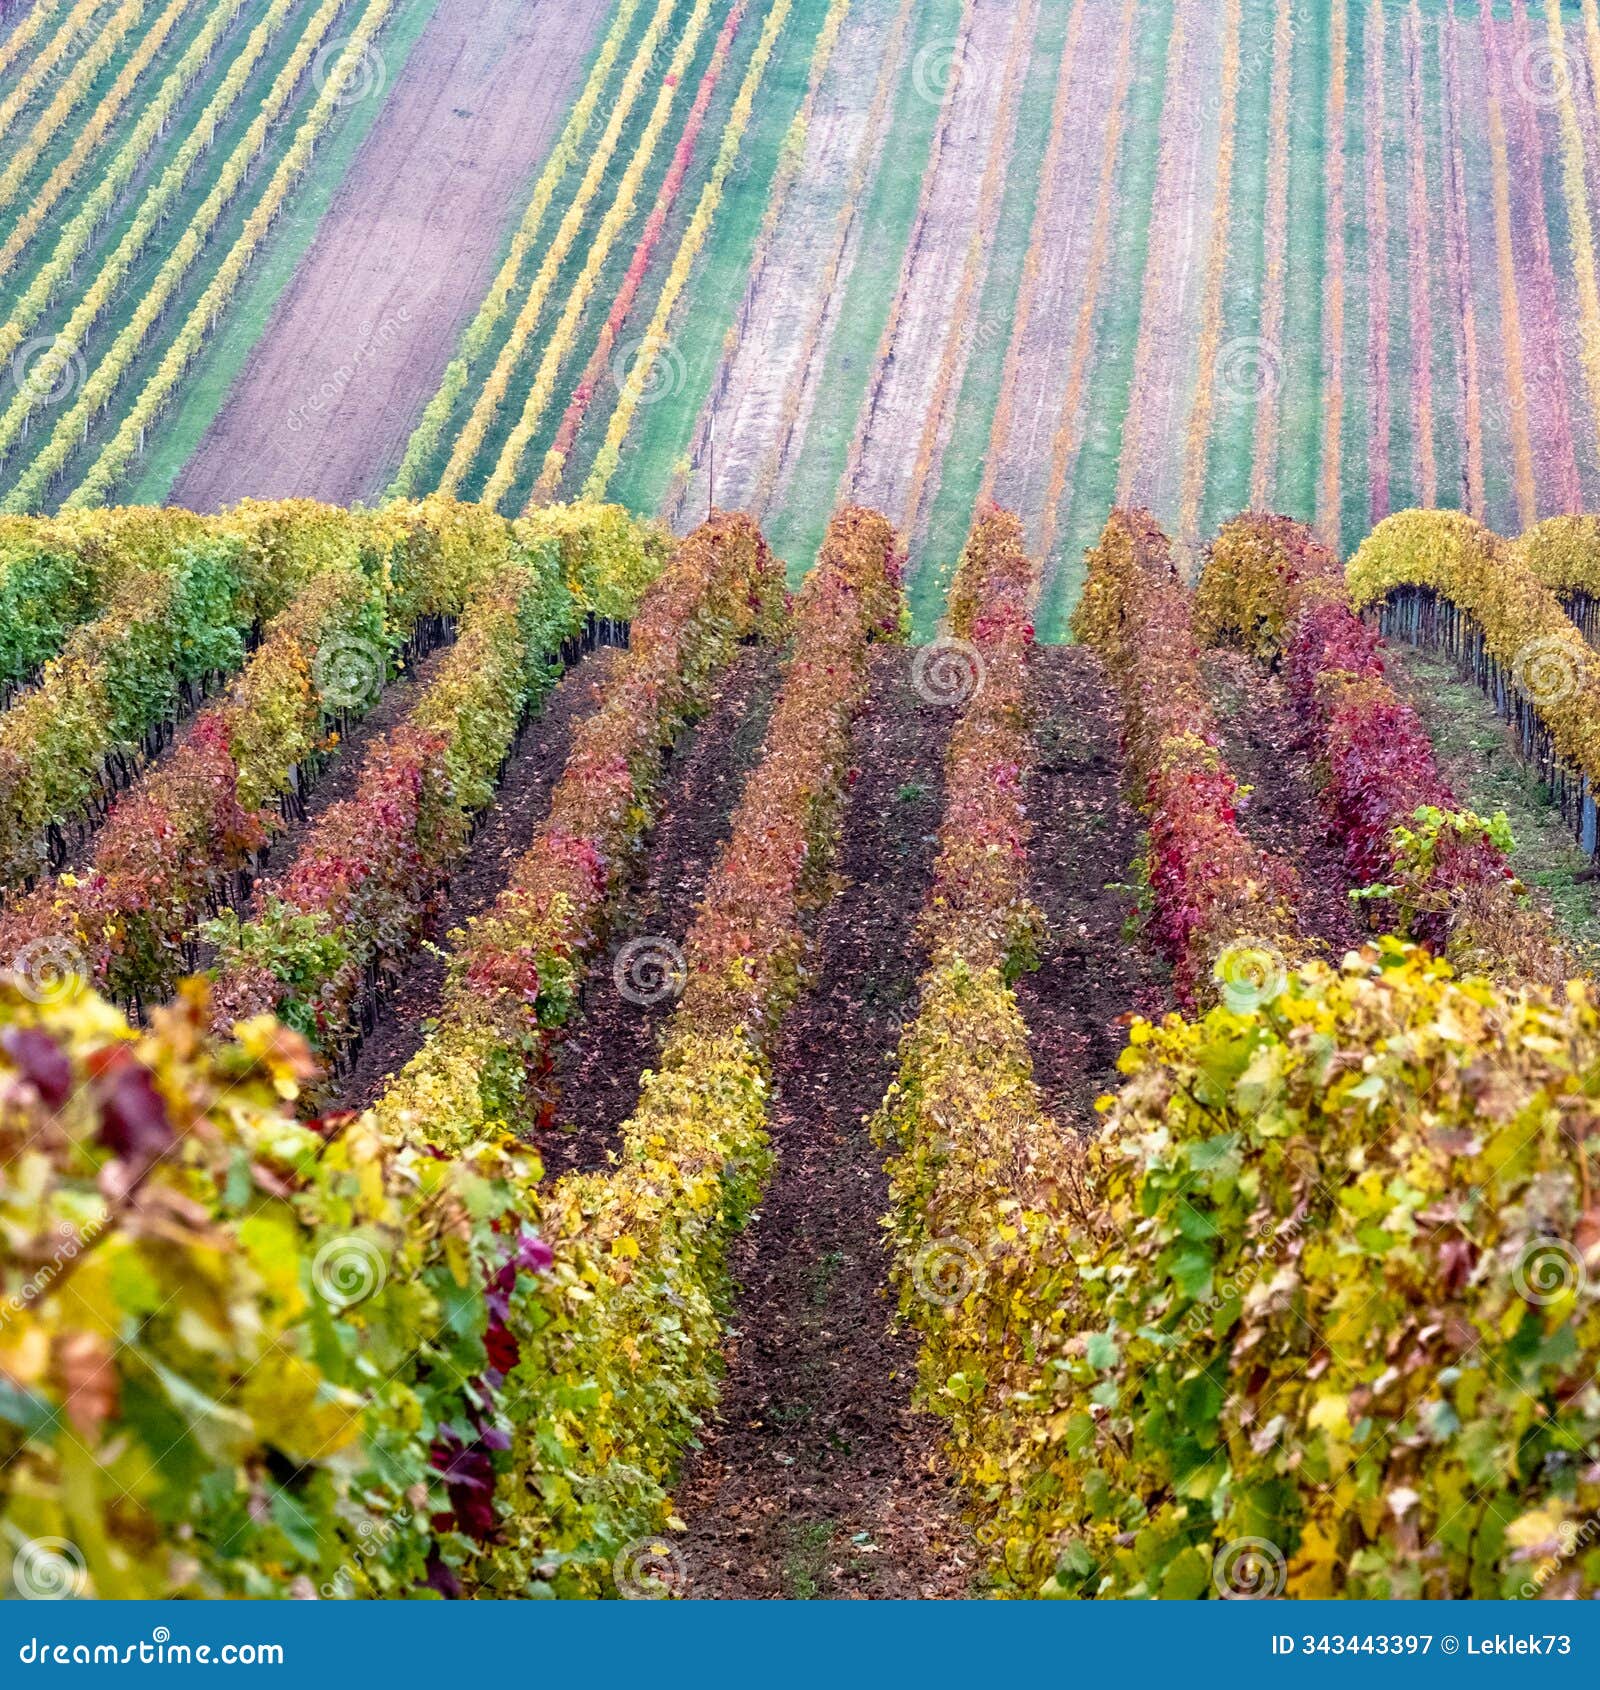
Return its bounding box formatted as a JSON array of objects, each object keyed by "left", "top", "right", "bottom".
[
  {"left": 1249, "top": 0, "right": 1295, "bottom": 511},
  {"left": 1176, "top": 0, "right": 1243, "bottom": 559},
  {"left": 540, "top": 645, "right": 780, "bottom": 1176},
  {"left": 1439, "top": 1, "right": 1485, "bottom": 519},
  {"left": 1020, "top": 645, "right": 1167, "bottom": 1132},
  {"left": 672, "top": 646, "right": 971, "bottom": 1601},
  {"left": 844, "top": 0, "right": 1013, "bottom": 528},
  {"left": 1366, "top": 1, "right": 1393, "bottom": 529},
  {"left": 1474, "top": 11, "right": 1540, "bottom": 530},
  {"left": 324, "top": 647, "right": 622, "bottom": 1113},
  {"left": 1202, "top": 648, "right": 1366, "bottom": 961},
  {"left": 1402, "top": 2, "right": 1437, "bottom": 510},
  {"left": 979, "top": 0, "right": 1096, "bottom": 517},
  {"left": 1035, "top": 0, "right": 1139, "bottom": 572},
  {"left": 895, "top": 0, "right": 1039, "bottom": 557},
  {"left": 1318, "top": 0, "right": 1348, "bottom": 549}
]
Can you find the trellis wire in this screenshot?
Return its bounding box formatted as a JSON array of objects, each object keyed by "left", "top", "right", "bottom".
[{"left": 1373, "top": 585, "right": 1600, "bottom": 861}]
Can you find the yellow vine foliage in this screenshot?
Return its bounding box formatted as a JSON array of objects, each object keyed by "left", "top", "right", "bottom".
[
  {"left": 0, "top": 0, "right": 338, "bottom": 495},
  {"left": 66, "top": 0, "right": 408, "bottom": 510},
  {"left": 582, "top": 0, "right": 798, "bottom": 504},
  {"left": 435, "top": 0, "right": 681, "bottom": 499},
  {"left": 0, "top": 0, "right": 275, "bottom": 353},
  {"left": 384, "top": 0, "right": 644, "bottom": 499},
  {"left": 1350, "top": 509, "right": 1600, "bottom": 783},
  {"left": 0, "top": 0, "right": 105, "bottom": 142},
  {"left": 479, "top": 0, "right": 720, "bottom": 510},
  {"left": 0, "top": 0, "right": 174, "bottom": 220}
]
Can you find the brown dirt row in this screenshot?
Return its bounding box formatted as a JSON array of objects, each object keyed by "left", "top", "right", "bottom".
[
  {"left": 1558, "top": 12, "right": 1600, "bottom": 512},
  {"left": 1490, "top": 6, "right": 1581, "bottom": 516},
  {"left": 1364, "top": 9, "right": 1393, "bottom": 529},
  {"left": 1439, "top": 1, "right": 1486, "bottom": 521},
  {"left": 1020, "top": 645, "right": 1169, "bottom": 1131},
  {"left": 672, "top": 645, "right": 973, "bottom": 1600},
  {"left": 324, "top": 647, "right": 623, "bottom": 1113},
  {"left": 541, "top": 645, "right": 781, "bottom": 1177},
  {"left": 1460, "top": 11, "right": 1534, "bottom": 535},
  {"left": 170, "top": 0, "right": 610, "bottom": 511},
  {"left": 1202, "top": 648, "right": 1367, "bottom": 961}
]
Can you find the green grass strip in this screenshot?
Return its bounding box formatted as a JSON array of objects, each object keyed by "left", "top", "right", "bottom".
[
  {"left": 1419, "top": 3, "right": 1463, "bottom": 509},
  {"left": 1043, "top": 0, "right": 1173, "bottom": 641},
  {"left": 758, "top": 0, "right": 962, "bottom": 580},
  {"left": 1273, "top": 0, "right": 1330, "bottom": 525},
  {"left": 1392, "top": 639, "right": 1600, "bottom": 969},
  {"left": 1201, "top": 0, "right": 1278, "bottom": 541},
  {"left": 1339, "top": 0, "right": 1370, "bottom": 558},
  {"left": 910, "top": 0, "right": 1061, "bottom": 637},
  {"left": 603, "top": 0, "right": 839, "bottom": 523}
]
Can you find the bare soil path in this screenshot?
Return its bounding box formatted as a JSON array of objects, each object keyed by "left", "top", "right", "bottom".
[
  {"left": 1021, "top": 645, "right": 1168, "bottom": 1130},
  {"left": 1115, "top": 0, "right": 1230, "bottom": 529},
  {"left": 672, "top": 646, "right": 973, "bottom": 1600},
  {"left": 542, "top": 645, "right": 780, "bottom": 1176},
  {"left": 1203, "top": 648, "right": 1367, "bottom": 960},
  {"left": 983, "top": 2, "right": 1123, "bottom": 538},
  {"left": 170, "top": 0, "right": 609, "bottom": 511},
  {"left": 327, "top": 648, "right": 622, "bottom": 1113},
  {"left": 666, "top": 0, "right": 913, "bottom": 533}
]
